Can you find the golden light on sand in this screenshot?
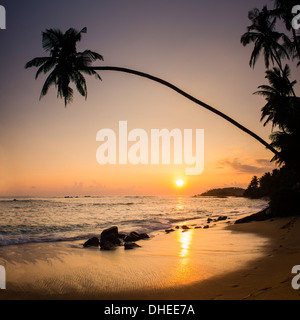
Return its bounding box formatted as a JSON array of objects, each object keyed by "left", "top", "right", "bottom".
[
  {"left": 175, "top": 179, "right": 185, "bottom": 188},
  {"left": 178, "top": 229, "right": 193, "bottom": 258}
]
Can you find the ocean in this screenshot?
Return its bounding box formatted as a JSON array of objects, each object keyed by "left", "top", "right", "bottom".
[{"left": 0, "top": 195, "right": 268, "bottom": 246}]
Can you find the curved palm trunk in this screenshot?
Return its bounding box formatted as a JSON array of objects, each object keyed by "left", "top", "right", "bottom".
[{"left": 87, "top": 66, "right": 279, "bottom": 156}]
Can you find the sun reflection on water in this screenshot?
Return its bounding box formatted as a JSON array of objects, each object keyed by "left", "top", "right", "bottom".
[{"left": 175, "top": 196, "right": 184, "bottom": 212}]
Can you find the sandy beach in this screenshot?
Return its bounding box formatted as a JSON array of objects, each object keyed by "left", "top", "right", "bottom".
[{"left": 0, "top": 215, "right": 300, "bottom": 300}]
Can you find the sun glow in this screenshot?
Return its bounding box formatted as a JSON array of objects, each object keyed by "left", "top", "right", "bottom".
[{"left": 175, "top": 179, "right": 185, "bottom": 188}]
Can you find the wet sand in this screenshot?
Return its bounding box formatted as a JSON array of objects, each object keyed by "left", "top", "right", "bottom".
[{"left": 0, "top": 216, "right": 299, "bottom": 300}]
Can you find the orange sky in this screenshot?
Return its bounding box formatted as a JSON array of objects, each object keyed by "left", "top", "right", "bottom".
[{"left": 1, "top": 0, "right": 297, "bottom": 197}]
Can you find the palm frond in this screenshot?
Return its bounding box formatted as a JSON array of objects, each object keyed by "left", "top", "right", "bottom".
[
  {"left": 39, "top": 70, "right": 58, "bottom": 99},
  {"left": 35, "top": 59, "right": 56, "bottom": 79},
  {"left": 70, "top": 71, "right": 87, "bottom": 98},
  {"left": 81, "top": 50, "right": 104, "bottom": 62},
  {"left": 65, "top": 27, "right": 87, "bottom": 43},
  {"left": 249, "top": 41, "right": 262, "bottom": 67},
  {"left": 80, "top": 68, "right": 102, "bottom": 80},
  {"left": 25, "top": 57, "right": 51, "bottom": 69},
  {"left": 42, "top": 28, "right": 63, "bottom": 52}
]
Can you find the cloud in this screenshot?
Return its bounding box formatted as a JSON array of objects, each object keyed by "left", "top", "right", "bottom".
[
  {"left": 255, "top": 159, "right": 272, "bottom": 166},
  {"left": 219, "top": 158, "right": 274, "bottom": 174}
]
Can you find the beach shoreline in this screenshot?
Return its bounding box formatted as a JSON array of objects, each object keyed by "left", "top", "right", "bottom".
[{"left": 0, "top": 215, "right": 299, "bottom": 300}]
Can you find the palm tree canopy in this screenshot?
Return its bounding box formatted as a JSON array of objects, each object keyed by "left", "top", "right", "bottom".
[
  {"left": 25, "top": 27, "right": 103, "bottom": 106},
  {"left": 254, "top": 65, "right": 297, "bottom": 130},
  {"left": 241, "top": 6, "right": 289, "bottom": 69},
  {"left": 270, "top": 0, "right": 300, "bottom": 65},
  {"left": 270, "top": 129, "right": 300, "bottom": 166},
  {"left": 254, "top": 64, "right": 300, "bottom": 166},
  {"left": 272, "top": 0, "right": 300, "bottom": 30}
]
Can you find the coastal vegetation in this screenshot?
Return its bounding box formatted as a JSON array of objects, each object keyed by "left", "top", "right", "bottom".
[
  {"left": 194, "top": 187, "right": 245, "bottom": 197},
  {"left": 241, "top": 1, "right": 300, "bottom": 216}
]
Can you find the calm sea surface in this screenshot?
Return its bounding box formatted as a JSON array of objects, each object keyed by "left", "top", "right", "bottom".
[{"left": 0, "top": 196, "right": 268, "bottom": 246}]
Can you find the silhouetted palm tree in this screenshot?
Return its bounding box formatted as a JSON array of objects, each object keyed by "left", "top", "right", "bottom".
[
  {"left": 25, "top": 27, "right": 279, "bottom": 156},
  {"left": 270, "top": 128, "right": 300, "bottom": 166},
  {"left": 241, "top": 6, "right": 289, "bottom": 69},
  {"left": 25, "top": 27, "right": 103, "bottom": 105},
  {"left": 241, "top": 6, "right": 296, "bottom": 97},
  {"left": 254, "top": 65, "right": 297, "bottom": 131},
  {"left": 254, "top": 65, "right": 300, "bottom": 166},
  {"left": 271, "top": 0, "right": 300, "bottom": 63}
]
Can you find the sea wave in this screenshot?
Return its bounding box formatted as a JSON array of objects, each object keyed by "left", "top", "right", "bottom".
[
  {"left": 0, "top": 196, "right": 269, "bottom": 247},
  {"left": 0, "top": 233, "right": 95, "bottom": 246},
  {"left": 92, "top": 202, "right": 135, "bottom": 206}
]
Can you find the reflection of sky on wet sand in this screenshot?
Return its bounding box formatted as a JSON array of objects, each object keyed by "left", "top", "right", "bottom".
[
  {"left": 0, "top": 226, "right": 270, "bottom": 298},
  {"left": 178, "top": 229, "right": 193, "bottom": 258}
]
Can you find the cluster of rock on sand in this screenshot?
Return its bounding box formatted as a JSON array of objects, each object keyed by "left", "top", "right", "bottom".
[
  {"left": 83, "top": 216, "right": 230, "bottom": 251},
  {"left": 165, "top": 215, "right": 229, "bottom": 233},
  {"left": 83, "top": 226, "right": 149, "bottom": 250}
]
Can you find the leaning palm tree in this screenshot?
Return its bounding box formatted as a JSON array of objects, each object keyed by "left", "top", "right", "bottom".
[{"left": 25, "top": 27, "right": 279, "bottom": 156}]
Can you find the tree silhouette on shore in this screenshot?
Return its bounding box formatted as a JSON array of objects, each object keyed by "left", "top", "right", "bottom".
[
  {"left": 241, "top": 3, "right": 299, "bottom": 167},
  {"left": 271, "top": 0, "right": 300, "bottom": 62},
  {"left": 254, "top": 65, "right": 297, "bottom": 132},
  {"left": 254, "top": 66, "right": 300, "bottom": 166},
  {"left": 25, "top": 27, "right": 278, "bottom": 157},
  {"left": 242, "top": 2, "right": 300, "bottom": 210},
  {"left": 241, "top": 6, "right": 296, "bottom": 97}
]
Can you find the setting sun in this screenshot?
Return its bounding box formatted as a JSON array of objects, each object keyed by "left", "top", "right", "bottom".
[{"left": 175, "top": 179, "right": 185, "bottom": 188}]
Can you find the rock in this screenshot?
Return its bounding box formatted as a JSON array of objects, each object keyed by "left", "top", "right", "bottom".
[
  {"left": 124, "top": 242, "right": 141, "bottom": 250},
  {"left": 100, "top": 226, "right": 120, "bottom": 247},
  {"left": 217, "top": 216, "right": 227, "bottom": 221},
  {"left": 100, "top": 241, "right": 115, "bottom": 251},
  {"left": 194, "top": 226, "right": 202, "bottom": 229},
  {"left": 235, "top": 207, "right": 271, "bottom": 224},
  {"left": 83, "top": 237, "right": 99, "bottom": 247},
  {"left": 165, "top": 229, "right": 175, "bottom": 233},
  {"left": 207, "top": 218, "right": 213, "bottom": 223},
  {"left": 175, "top": 226, "right": 180, "bottom": 229},
  {"left": 117, "top": 233, "right": 126, "bottom": 239},
  {"left": 100, "top": 226, "right": 118, "bottom": 239},
  {"left": 181, "top": 225, "right": 190, "bottom": 230},
  {"left": 203, "top": 225, "right": 209, "bottom": 229},
  {"left": 124, "top": 232, "right": 140, "bottom": 242},
  {"left": 124, "top": 231, "right": 149, "bottom": 242},
  {"left": 139, "top": 233, "right": 150, "bottom": 239}
]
